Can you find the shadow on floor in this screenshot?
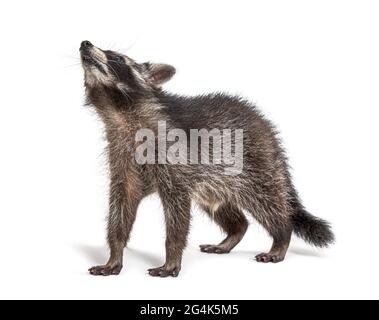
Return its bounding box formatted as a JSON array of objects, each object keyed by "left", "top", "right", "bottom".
[
  {"left": 288, "top": 246, "right": 326, "bottom": 258},
  {"left": 73, "top": 242, "right": 325, "bottom": 270},
  {"left": 223, "top": 246, "right": 325, "bottom": 260},
  {"left": 73, "top": 244, "right": 162, "bottom": 266}
]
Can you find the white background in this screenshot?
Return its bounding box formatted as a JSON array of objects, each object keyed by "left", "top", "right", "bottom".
[{"left": 0, "top": 0, "right": 378, "bottom": 300}]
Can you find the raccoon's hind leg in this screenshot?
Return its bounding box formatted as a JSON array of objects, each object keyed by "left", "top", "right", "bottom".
[
  {"left": 254, "top": 227, "right": 292, "bottom": 263},
  {"left": 244, "top": 196, "right": 292, "bottom": 263},
  {"left": 200, "top": 203, "right": 248, "bottom": 254}
]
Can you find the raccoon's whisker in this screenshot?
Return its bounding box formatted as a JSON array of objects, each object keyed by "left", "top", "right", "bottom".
[
  {"left": 64, "top": 62, "right": 81, "bottom": 68},
  {"left": 107, "top": 60, "right": 124, "bottom": 66},
  {"left": 105, "top": 62, "right": 121, "bottom": 82},
  {"left": 64, "top": 54, "right": 81, "bottom": 60},
  {"left": 118, "top": 88, "right": 132, "bottom": 103}
]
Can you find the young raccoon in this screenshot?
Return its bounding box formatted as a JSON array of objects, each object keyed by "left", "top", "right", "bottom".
[{"left": 80, "top": 40, "right": 334, "bottom": 277}]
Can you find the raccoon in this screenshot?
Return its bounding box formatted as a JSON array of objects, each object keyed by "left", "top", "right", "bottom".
[{"left": 80, "top": 40, "right": 334, "bottom": 277}]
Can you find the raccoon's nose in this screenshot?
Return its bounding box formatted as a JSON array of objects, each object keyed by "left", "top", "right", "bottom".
[{"left": 80, "top": 40, "right": 93, "bottom": 51}]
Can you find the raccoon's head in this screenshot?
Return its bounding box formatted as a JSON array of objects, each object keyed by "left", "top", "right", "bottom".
[{"left": 80, "top": 41, "right": 175, "bottom": 105}]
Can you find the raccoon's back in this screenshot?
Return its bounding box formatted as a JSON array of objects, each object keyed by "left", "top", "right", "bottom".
[
  {"left": 158, "top": 92, "right": 262, "bottom": 132},
  {"left": 159, "top": 91, "right": 287, "bottom": 179}
]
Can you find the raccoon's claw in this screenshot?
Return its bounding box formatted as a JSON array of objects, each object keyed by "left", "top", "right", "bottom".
[
  {"left": 255, "top": 253, "right": 284, "bottom": 263},
  {"left": 148, "top": 266, "right": 180, "bottom": 278},
  {"left": 199, "top": 244, "right": 230, "bottom": 254},
  {"left": 88, "top": 264, "right": 123, "bottom": 276}
]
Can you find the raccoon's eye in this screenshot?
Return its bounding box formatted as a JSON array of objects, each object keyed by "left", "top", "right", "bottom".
[{"left": 115, "top": 56, "right": 124, "bottom": 63}]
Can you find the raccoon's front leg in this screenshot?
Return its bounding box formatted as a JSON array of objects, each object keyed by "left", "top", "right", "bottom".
[
  {"left": 89, "top": 175, "right": 142, "bottom": 276},
  {"left": 148, "top": 184, "right": 191, "bottom": 278}
]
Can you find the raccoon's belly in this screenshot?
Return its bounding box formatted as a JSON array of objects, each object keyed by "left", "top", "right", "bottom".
[{"left": 192, "top": 191, "right": 223, "bottom": 213}]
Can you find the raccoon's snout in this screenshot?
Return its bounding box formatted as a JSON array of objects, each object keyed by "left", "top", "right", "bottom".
[
  {"left": 80, "top": 40, "right": 93, "bottom": 52},
  {"left": 80, "top": 41, "right": 94, "bottom": 62},
  {"left": 80, "top": 41, "right": 108, "bottom": 78}
]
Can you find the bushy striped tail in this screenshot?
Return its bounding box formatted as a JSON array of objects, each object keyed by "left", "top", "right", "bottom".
[
  {"left": 288, "top": 185, "right": 335, "bottom": 247},
  {"left": 291, "top": 208, "right": 334, "bottom": 247}
]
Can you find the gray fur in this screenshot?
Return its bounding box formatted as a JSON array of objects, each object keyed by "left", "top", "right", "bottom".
[{"left": 79, "top": 41, "right": 334, "bottom": 277}]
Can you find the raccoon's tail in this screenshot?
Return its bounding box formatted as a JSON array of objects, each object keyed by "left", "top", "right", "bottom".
[{"left": 289, "top": 188, "right": 335, "bottom": 248}]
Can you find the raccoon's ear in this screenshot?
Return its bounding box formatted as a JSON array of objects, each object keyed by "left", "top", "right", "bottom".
[{"left": 144, "top": 63, "right": 176, "bottom": 86}]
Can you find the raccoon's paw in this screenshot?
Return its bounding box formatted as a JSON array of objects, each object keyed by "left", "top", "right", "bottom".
[
  {"left": 199, "top": 244, "right": 230, "bottom": 254},
  {"left": 148, "top": 265, "right": 181, "bottom": 278},
  {"left": 88, "top": 264, "right": 123, "bottom": 276},
  {"left": 255, "top": 253, "right": 284, "bottom": 263}
]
